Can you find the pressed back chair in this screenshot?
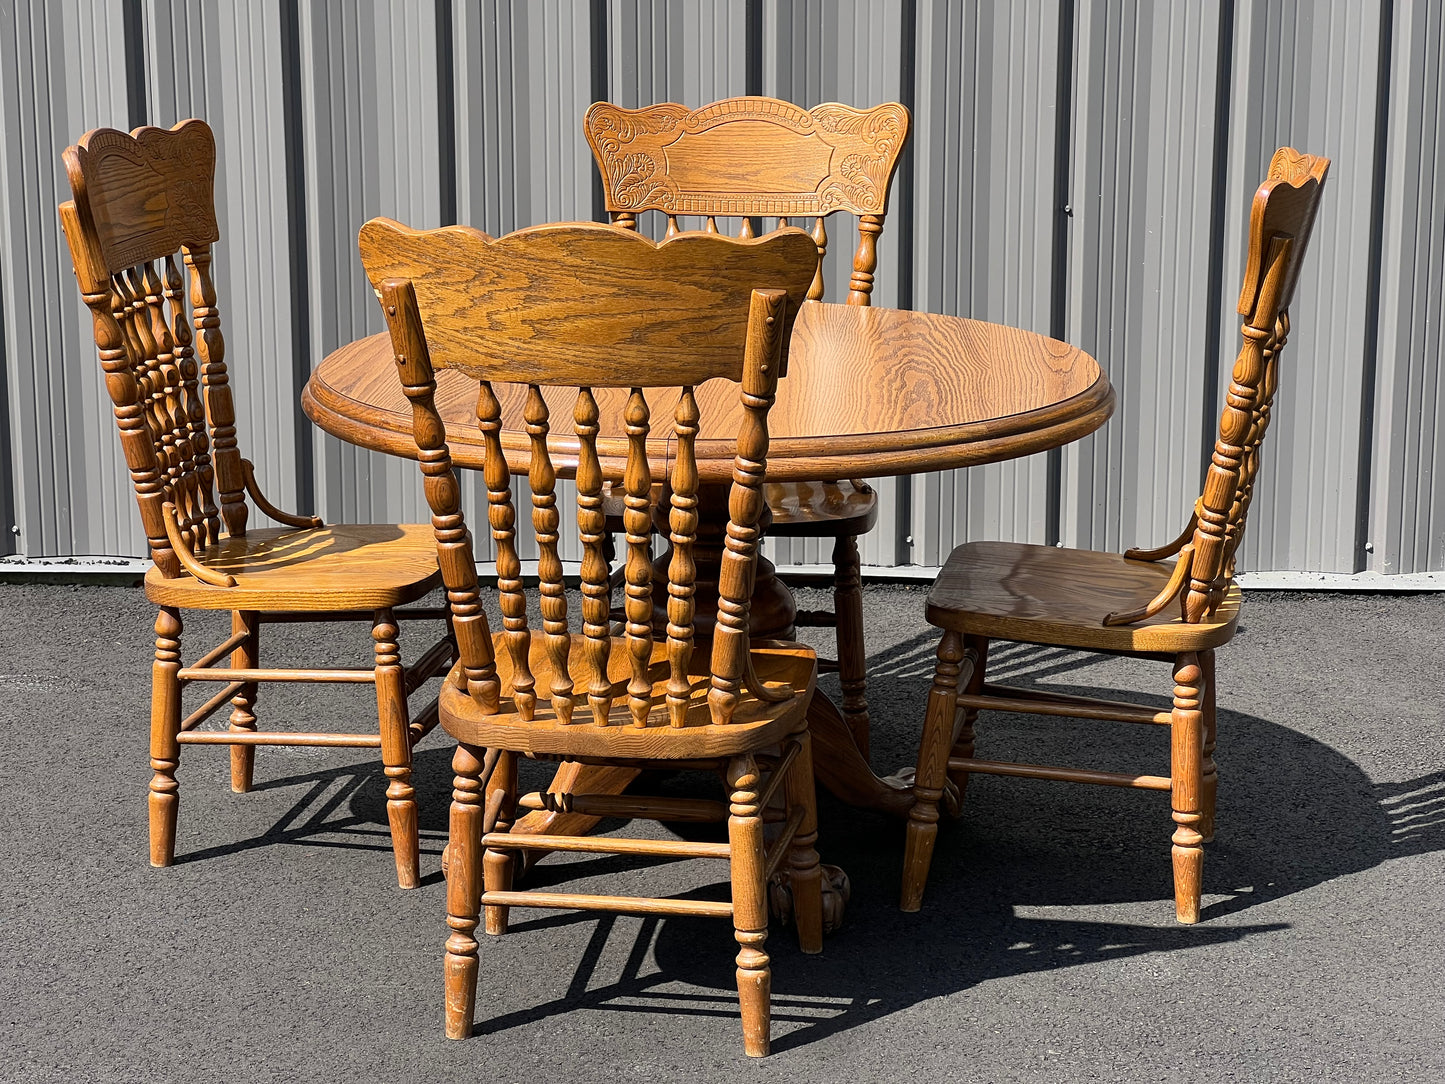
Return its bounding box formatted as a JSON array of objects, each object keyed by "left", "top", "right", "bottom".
[
  {"left": 901, "top": 148, "right": 1330, "bottom": 924},
  {"left": 58, "top": 119, "right": 453, "bottom": 888},
  {"left": 359, "top": 218, "right": 823, "bottom": 1057},
  {"left": 584, "top": 95, "right": 911, "bottom": 755}
]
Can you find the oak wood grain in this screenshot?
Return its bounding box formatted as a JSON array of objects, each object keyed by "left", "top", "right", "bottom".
[
  {"left": 302, "top": 303, "right": 1113, "bottom": 483},
  {"left": 358, "top": 220, "right": 817, "bottom": 387}
]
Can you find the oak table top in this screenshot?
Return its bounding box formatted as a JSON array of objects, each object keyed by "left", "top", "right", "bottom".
[
  {"left": 302, "top": 302, "right": 1114, "bottom": 483},
  {"left": 301, "top": 301, "right": 1114, "bottom": 826}
]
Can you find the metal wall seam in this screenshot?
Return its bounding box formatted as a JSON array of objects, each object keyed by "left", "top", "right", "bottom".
[
  {"left": 909, "top": 0, "right": 1061, "bottom": 567},
  {"left": 302, "top": 0, "right": 443, "bottom": 530},
  {"left": 142, "top": 0, "right": 302, "bottom": 531},
  {"left": 1369, "top": 0, "right": 1445, "bottom": 574},
  {"left": 0, "top": 0, "right": 133, "bottom": 558},
  {"left": 1224, "top": 0, "right": 1383, "bottom": 575},
  {"left": 761, "top": 0, "right": 906, "bottom": 568},
  {"left": 1061, "top": 0, "right": 1223, "bottom": 556}
]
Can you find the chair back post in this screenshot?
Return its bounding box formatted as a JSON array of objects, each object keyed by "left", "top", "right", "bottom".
[
  {"left": 708, "top": 287, "right": 788, "bottom": 725},
  {"left": 378, "top": 278, "right": 501, "bottom": 710},
  {"left": 1184, "top": 148, "right": 1330, "bottom": 622}
]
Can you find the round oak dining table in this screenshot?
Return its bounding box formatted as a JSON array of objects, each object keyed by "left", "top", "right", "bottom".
[{"left": 302, "top": 301, "right": 1113, "bottom": 829}]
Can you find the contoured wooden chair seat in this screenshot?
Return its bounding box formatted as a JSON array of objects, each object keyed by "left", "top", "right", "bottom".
[
  {"left": 925, "top": 541, "right": 1240, "bottom": 655},
  {"left": 440, "top": 633, "right": 816, "bottom": 758},
  {"left": 143, "top": 523, "right": 441, "bottom": 610}
]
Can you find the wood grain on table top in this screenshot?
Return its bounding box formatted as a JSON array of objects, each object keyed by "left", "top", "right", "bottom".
[{"left": 304, "top": 302, "right": 1113, "bottom": 483}]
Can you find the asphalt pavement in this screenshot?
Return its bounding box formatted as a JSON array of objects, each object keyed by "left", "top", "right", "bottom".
[{"left": 1, "top": 580, "right": 1441, "bottom": 1082}]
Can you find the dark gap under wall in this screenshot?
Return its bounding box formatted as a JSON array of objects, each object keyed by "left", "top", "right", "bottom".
[
  {"left": 280, "top": 0, "right": 315, "bottom": 516},
  {"left": 1045, "top": 0, "right": 1077, "bottom": 547},
  {"left": 1355, "top": 0, "right": 1396, "bottom": 571}
]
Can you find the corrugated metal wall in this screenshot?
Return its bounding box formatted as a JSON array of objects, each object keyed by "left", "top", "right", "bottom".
[{"left": 1, "top": 0, "right": 1441, "bottom": 578}]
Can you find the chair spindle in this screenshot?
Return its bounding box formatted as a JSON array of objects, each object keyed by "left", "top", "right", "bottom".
[
  {"left": 623, "top": 388, "right": 654, "bottom": 727},
  {"left": 666, "top": 387, "right": 701, "bottom": 727},
  {"left": 574, "top": 388, "right": 615, "bottom": 724},
  {"left": 479, "top": 380, "right": 536, "bottom": 719},
  {"left": 527, "top": 385, "right": 574, "bottom": 723}
]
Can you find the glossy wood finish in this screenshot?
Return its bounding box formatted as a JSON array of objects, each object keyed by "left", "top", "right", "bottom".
[
  {"left": 303, "top": 304, "right": 1112, "bottom": 482},
  {"left": 903, "top": 148, "right": 1331, "bottom": 925},
  {"left": 142, "top": 523, "right": 440, "bottom": 611},
  {"left": 304, "top": 301, "right": 1113, "bottom": 820},
  {"left": 58, "top": 120, "right": 449, "bottom": 889},
  {"left": 369, "top": 223, "right": 824, "bottom": 1056}
]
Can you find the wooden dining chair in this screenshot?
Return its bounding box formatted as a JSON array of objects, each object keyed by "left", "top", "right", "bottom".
[
  {"left": 900, "top": 148, "right": 1331, "bottom": 924},
  {"left": 359, "top": 217, "right": 823, "bottom": 1057},
  {"left": 584, "top": 96, "right": 910, "bottom": 755},
  {"left": 58, "top": 119, "right": 454, "bottom": 889}
]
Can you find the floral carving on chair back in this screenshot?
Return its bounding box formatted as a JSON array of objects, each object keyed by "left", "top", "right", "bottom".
[{"left": 585, "top": 96, "right": 910, "bottom": 305}]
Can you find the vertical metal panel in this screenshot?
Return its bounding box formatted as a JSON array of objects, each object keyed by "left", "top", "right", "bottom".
[
  {"left": 454, "top": 0, "right": 596, "bottom": 563},
  {"left": 909, "top": 0, "right": 1062, "bottom": 566},
  {"left": 0, "top": 0, "right": 132, "bottom": 557},
  {"left": 1369, "top": 0, "right": 1445, "bottom": 574},
  {"left": 608, "top": 0, "right": 748, "bottom": 108},
  {"left": 1, "top": 0, "right": 1443, "bottom": 579},
  {"left": 1223, "top": 0, "right": 1384, "bottom": 574},
  {"left": 301, "top": 0, "right": 443, "bottom": 529},
  {"left": 760, "top": 0, "right": 907, "bottom": 568},
  {"left": 1060, "top": 0, "right": 1224, "bottom": 555},
  {"left": 143, "top": 0, "right": 301, "bottom": 527}
]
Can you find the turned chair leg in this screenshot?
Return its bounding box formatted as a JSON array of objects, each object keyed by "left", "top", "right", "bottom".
[
  {"left": 832, "top": 534, "right": 870, "bottom": 757},
  {"left": 444, "top": 742, "right": 486, "bottom": 1039},
  {"left": 782, "top": 733, "right": 824, "bottom": 954},
  {"left": 149, "top": 607, "right": 183, "bottom": 867},
  {"left": 373, "top": 609, "right": 420, "bottom": 889},
  {"left": 901, "top": 630, "right": 965, "bottom": 911},
  {"left": 228, "top": 609, "right": 260, "bottom": 793},
  {"left": 1200, "top": 649, "right": 1218, "bottom": 843},
  {"left": 1170, "top": 652, "right": 1206, "bottom": 924},
  {"left": 727, "top": 754, "right": 772, "bottom": 1058},
  {"left": 483, "top": 750, "right": 519, "bottom": 935},
  {"left": 945, "top": 634, "right": 988, "bottom": 803}
]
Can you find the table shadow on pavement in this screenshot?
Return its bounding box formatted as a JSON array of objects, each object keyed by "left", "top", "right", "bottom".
[{"left": 167, "top": 635, "right": 1445, "bottom": 1052}]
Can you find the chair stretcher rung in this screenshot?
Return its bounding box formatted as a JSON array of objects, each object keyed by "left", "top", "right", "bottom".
[
  {"left": 948, "top": 757, "right": 1171, "bottom": 791},
  {"left": 762, "top": 807, "right": 805, "bottom": 881},
  {"left": 962, "top": 689, "right": 1169, "bottom": 725},
  {"left": 482, "top": 832, "right": 731, "bottom": 859},
  {"left": 180, "top": 681, "right": 247, "bottom": 732},
  {"left": 178, "top": 666, "right": 376, "bottom": 683},
  {"left": 409, "top": 697, "right": 441, "bottom": 745},
  {"left": 177, "top": 731, "right": 382, "bottom": 748},
  {"left": 405, "top": 637, "right": 456, "bottom": 694},
  {"left": 189, "top": 630, "right": 249, "bottom": 672},
  {"left": 515, "top": 791, "right": 727, "bottom": 823},
  {"left": 481, "top": 890, "right": 732, "bottom": 919},
  {"left": 755, "top": 739, "right": 802, "bottom": 812}
]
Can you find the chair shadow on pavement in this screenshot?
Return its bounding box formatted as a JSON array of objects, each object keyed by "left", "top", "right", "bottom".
[{"left": 176, "top": 633, "right": 1445, "bottom": 1051}]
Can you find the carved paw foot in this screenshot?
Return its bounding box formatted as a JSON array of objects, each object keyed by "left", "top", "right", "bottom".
[{"left": 768, "top": 864, "right": 851, "bottom": 932}]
